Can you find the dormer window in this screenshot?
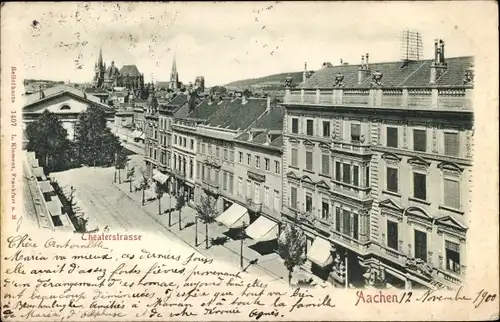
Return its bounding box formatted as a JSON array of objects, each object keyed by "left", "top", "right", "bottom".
[{"left": 60, "top": 105, "right": 71, "bottom": 110}]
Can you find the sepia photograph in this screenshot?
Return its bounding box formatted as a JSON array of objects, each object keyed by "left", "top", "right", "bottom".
[{"left": 1, "top": 1, "right": 498, "bottom": 321}]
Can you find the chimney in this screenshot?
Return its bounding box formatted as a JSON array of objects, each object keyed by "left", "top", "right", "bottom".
[
  {"left": 265, "top": 133, "right": 271, "bottom": 145},
  {"left": 434, "top": 39, "right": 439, "bottom": 62},
  {"left": 365, "top": 53, "right": 370, "bottom": 69},
  {"left": 440, "top": 39, "right": 445, "bottom": 64},
  {"left": 340, "top": 58, "right": 343, "bottom": 65},
  {"left": 361, "top": 55, "right": 365, "bottom": 68},
  {"left": 358, "top": 55, "right": 369, "bottom": 84},
  {"left": 303, "top": 62, "right": 308, "bottom": 83},
  {"left": 430, "top": 38, "right": 447, "bottom": 84}
]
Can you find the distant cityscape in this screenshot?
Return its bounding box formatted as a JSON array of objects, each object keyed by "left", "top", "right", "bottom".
[{"left": 22, "top": 32, "right": 473, "bottom": 291}]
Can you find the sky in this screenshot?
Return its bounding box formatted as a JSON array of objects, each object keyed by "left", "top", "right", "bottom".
[{"left": 5, "top": 1, "right": 488, "bottom": 87}]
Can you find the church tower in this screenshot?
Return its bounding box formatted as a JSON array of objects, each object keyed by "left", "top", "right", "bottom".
[
  {"left": 169, "top": 55, "right": 179, "bottom": 90},
  {"left": 93, "top": 46, "right": 106, "bottom": 88}
]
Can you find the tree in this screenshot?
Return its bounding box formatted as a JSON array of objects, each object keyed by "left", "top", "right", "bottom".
[
  {"left": 242, "top": 88, "right": 252, "bottom": 97},
  {"left": 194, "top": 194, "right": 218, "bottom": 249},
  {"left": 277, "top": 219, "right": 307, "bottom": 285},
  {"left": 176, "top": 192, "right": 186, "bottom": 230},
  {"left": 210, "top": 85, "right": 227, "bottom": 96},
  {"left": 138, "top": 174, "right": 150, "bottom": 206},
  {"left": 127, "top": 167, "right": 135, "bottom": 192},
  {"left": 25, "top": 110, "right": 74, "bottom": 172},
  {"left": 74, "top": 104, "right": 121, "bottom": 167},
  {"left": 114, "top": 150, "right": 128, "bottom": 184},
  {"left": 155, "top": 182, "right": 167, "bottom": 216}
]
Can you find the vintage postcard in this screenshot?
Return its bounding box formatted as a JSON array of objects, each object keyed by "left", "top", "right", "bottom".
[{"left": 1, "top": 1, "right": 498, "bottom": 321}]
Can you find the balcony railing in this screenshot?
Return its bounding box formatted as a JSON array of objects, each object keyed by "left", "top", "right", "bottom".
[
  {"left": 331, "top": 140, "right": 372, "bottom": 155},
  {"left": 283, "top": 87, "right": 472, "bottom": 111},
  {"left": 330, "top": 180, "right": 372, "bottom": 202}
]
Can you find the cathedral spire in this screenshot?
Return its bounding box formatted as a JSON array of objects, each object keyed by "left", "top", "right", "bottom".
[
  {"left": 170, "top": 54, "right": 179, "bottom": 89},
  {"left": 98, "top": 46, "right": 103, "bottom": 67},
  {"left": 171, "top": 54, "right": 177, "bottom": 77}
]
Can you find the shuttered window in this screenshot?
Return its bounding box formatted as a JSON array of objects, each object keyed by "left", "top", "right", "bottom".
[
  {"left": 386, "top": 127, "right": 398, "bottom": 148},
  {"left": 413, "top": 172, "right": 427, "bottom": 200},
  {"left": 305, "top": 194, "right": 312, "bottom": 212},
  {"left": 387, "top": 220, "right": 398, "bottom": 250},
  {"left": 351, "top": 124, "right": 361, "bottom": 142},
  {"left": 321, "top": 154, "right": 330, "bottom": 175},
  {"left": 290, "top": 187, "right": 297, "bottom": 209},
  {"left": 387, "top": 167, "right": 398, "bottom": 193},
  {"left": 291, "top": 148, "right": 298, "bottom": 167},
  {"left": 352, "top": 213, "right": 359, "bottom": 240},
  {"left": 353, "top": 165, "right": 359, "bottom": 187},
  {"left": 305, "top": 151, "right": 313, "bottom": 171},
  {"left": 365, "top": 167, "right": 370, "bottom": 187},
  {"left": 335, "top": 162, "right": 341, "bottom": 181},
  {"left": 445, "top": 240, "right": 460, "bottom": 273},
  {"left": 343, "top": 163, "right": 351, "bottom": 184},
  {"left": 323, "top": 121, "right": 330, "bottom": 137},
  {"left": 306, "top": 120, "right": 314, "bottom": 136},
  {"left": 414, "top": 229, "right": 427, "bottom": 262},
  {"left": 444, "top": 132, "right": 459, "bottom": 156},
  {"left": 444, "top": 178, "right": 460, "bottom": 209},
  {"left": 413, "top": 129, "right": 427, "bottom": 152},
  {"left": 321, "top": 201, "right": 329, "bottom": 220},
  {"left": 222, "top": 172, "right": 227, "bottom": 190}
]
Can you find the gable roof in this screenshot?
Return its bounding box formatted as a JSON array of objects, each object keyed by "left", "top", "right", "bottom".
[
  {"left": 187, "top": 98, "right": 229, "bottom": 120},
  {"left": 120, "top": 65, "right": 141, "bottom": 76},
  {"left": 301, "top": 56, "right": 473, "bottom": 89},
  {"left": 205, "top": 98, "right": 269, "bottom": 130},
  {"left": 23, "top": 84, "right": 110, "bottom": 109}
]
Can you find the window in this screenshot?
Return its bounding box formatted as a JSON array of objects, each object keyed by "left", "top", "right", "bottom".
[
  {"left": 254, "top": 183, "right": 261, "bottom": 204},
  {"left": 229, "top": 150, "right": 235, "bottom": 162},
  {"left": 413, "top": 172, "right": 427, "bottom": 200},
  {"left": 202, "top": 165, "right": 205, "bottom": 180},
  {"left": 414, "top": 229, "right": 427, "bottom": 262},
  {"left": 264, "top": 187, "right": 269, "bottom": 206},
  {"left": 365, "top": 166, "right": 370, "bottom": 188},
  {"left": 216, "top": 147, "right": 220, "bottom": 158},
  {"left": 305, "top": 193, "right": 312, "bottom": 212},
  {"left": 174, "top": 135, "right": 178, "bottom": 145},
  {"left": 353, "top": 165, "right": 359, "bottom": 187},
  {"left": 190, "top": 139, "right": 194, "bottom": 150},
  {"left": 60, "top": 105, "right": 71, "bottom": 110},
  {"left": 247, "top": 180, "right": 252, "bottom": 199},
  {"left": 202, "top": 143, "right": 206, "bottom": 154},
  {"left": 196, "top": 162, "right": 200, "bottom": 179},
  {"left": 444, "top": 178, "right": 460, "bottom": 209},
  {"left": 321, "top": 201, "right": 329, "bottom": 220},
  {"left": 197, "top": 142, "right": 201, "bottom": 153},
  {"left": 335, "top": 162, "right": 341, "bottom": 181},
  {"left": 291, "top": 148, "right": 298, "bottom": 167},
  {"left": 306, "top": 119, "right": 314, "bottom": 136},
  {"left": 247, "top": 153, "right": 251, "bottom": 165},
  {"left": 223, "top": 172, "right": 227, "bottom": 190},
  {"left": 413, "top": 129, "right": 427, "bottom": 152},
  {"left": 274, "top": 190, "right": 280, "bottom": 212},
  {"left": 386, "top": 167, "right": 398, "bottom": 193},
  {"left": 265, "top": 158, "right": 270, "bottom": 171},
  {"left": 386, "top": 127, "right": 398, "bottom": 148},
  {"left": 229, "top": 174, "right": 234, "bottom": 193},
  {"left": 290, "top": 187, "right": 297, "bottom": 209},
  {"left": 321, "top": 153, "right": 330, "bottom": 176},
  {"left": 445, "top": 240, "right": 461, "bottom": 273},
  {"left": 322, "top": 121, "right": 331, "bottom": 137},
  {"left": 335, "top": 207, "right": 341, "bottom": 232},
  {"left": 207, "top": 144, "right": 212, "bottom": 156},
  {"left": 352, "top": 213, "right": 358, "bottom": 240},
  {"left": 343, "top": 163, "right": 351, "bottom": 184},
  {"left": 238, "top": 177, "right": 243, "bottom": 196},
  {"left": 256, "top": 156, "right": 261, "bottom": 168},
  {"left": 183, "top": 138, "right": 187, "bottom": 147},
  {"left": 305, "top": 151, "right": 313, "bottom": 171},
  {"left": 275, "top": 161, "right": 280, "bottom": 174},
  {"left": 387, "top": 220, "right": 398, "bottom": 250},
  {"left": 224, "top": 148, "right": 228, "bottom": 161},
  {"left": 342, "top": 210, "right": 351, "bottom": 236},
  {"left": 351, "top": 123, "right": 361, "bottom": 142},
  {"left": 444, "top": 132, "right": 460, "bottom": 156},
  {"left": 291, "top": 118, "right": 299, "bottom": 134},
  {"left": 189, "top": 160, "right": 193, "bottom": 179},
  {"left": 239, "top": 152, "right": 243, "bottom": 163}
]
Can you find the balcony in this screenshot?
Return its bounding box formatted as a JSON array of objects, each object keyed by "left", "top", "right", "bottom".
[
  {"left": 246, "top": 198, "right": 262, "bottom": 213},
  {"left": 201, "top": 179, "right": 220, "bottom": 195},
  {"left": 330, "top": 180, "right": 372, "bottom": 203},
  {"left": 331, "top": 140, "right": 372, "bottom": 155},
  {"left": 283, "top": 87, "right": 473, "bottom": 112}
]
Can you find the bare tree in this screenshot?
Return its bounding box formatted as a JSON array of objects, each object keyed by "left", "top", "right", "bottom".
[
  {"left": 155, "top": 182, "right": 166, "bottom": 216},
  {"left": 176, "top": 192, "right": 186, "bottom": 230},
  {"left": 138, "top": 174, "right": 150, "bottom": 206},
  {"left": 194, "top": 194, "right": 218, "bottom": 249},
  {"left": 277, "top": 218, "right": 307, "bottom": 285},
  {"left": 127, "top": 167, "right": 135, "bottom": 192}
]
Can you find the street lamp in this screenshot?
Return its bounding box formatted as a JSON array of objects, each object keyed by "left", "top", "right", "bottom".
[
  {"left": 195, "top": 215, "right": 198, "bottom": 246},
  {"left": 240, "top": 222, "right": 246, "bottom": 269}
]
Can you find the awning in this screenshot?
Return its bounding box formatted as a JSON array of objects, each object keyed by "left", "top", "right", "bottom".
[
  {"left": 245, "top": 216, "right": 279, "bottom": 242},
  {"left": 38, "top": 180, "right": 54, "bottom": 194},
  {"left": 46, "top": 199, "right": 63, "bottom": 216},
  {"left": 152, "top": 170, "right": 170, "bottom": 184},
  {"left": 31, "top": 159, "right": 40, "bottom": 167},
  {"left": 32, "top": 167, "right": 46, "bottom": 179},
  {"left": 307, "top": 237, "right": 334, "bottom": 267},
  {"left": 216, "top": 203, "right": 250, "bottom": 229}
]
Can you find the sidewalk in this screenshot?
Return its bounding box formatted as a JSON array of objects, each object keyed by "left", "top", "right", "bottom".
[{"left": 113, "top": 180, "right": 318, "bottom": 286}]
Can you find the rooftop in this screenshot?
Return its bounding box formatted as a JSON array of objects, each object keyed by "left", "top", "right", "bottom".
[
  {"left": 23, "top": 84, "right": 107, "bottom": 108},
  {"left": 204, "top": 97, "right": 269, "bottom": 131},
  {"left": 301, "top": 56, "right": 473, "bottom": 89},
  {"left": 234, "top": 105, "right": 285, "bottom": 148},
  {"left": 119, "top": 65, "right": 141, "bottom": 77}
]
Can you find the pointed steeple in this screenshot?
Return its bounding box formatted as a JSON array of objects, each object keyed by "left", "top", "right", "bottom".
[
  {"left": 170, "top": 54, "right": 179, "bottom": 90},
  {"left": 171, "top": 54, "right": 177, "bottom": 77},
  {"left": 98, "top": 46, "right": 103, "bottom": 67}
]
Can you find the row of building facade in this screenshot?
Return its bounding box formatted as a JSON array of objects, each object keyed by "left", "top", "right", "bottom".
[{"left": 137, "top": 39, "right": 473, "bottom": 290}]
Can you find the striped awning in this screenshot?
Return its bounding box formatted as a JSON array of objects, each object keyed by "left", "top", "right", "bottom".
[{"left": 245, "top": 216, "right": 279, "bottom": 242}]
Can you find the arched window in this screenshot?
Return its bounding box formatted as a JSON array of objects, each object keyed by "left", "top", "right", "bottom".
[{"left": 60, "top": 105, "right": 71, "bottom": 110}]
